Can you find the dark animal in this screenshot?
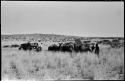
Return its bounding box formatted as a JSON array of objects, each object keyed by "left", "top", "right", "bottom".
[
  {"left": 80, "top": 44, "right": 92, "bottom": 52},
  {"left": 60, "top": 42, "right": 74, "bottom": 52},
  {"left": 11, "top": 44, "right": 20, "bottom": 48},
  {"left": 3, "top": 44, "right": 20, "bottom": 48},
  {"left": 74, "top": 43, "right": 81, "bottom": 52},
  {"left": 83, "top": 40, "right": 91, "bottom": 44},
  {"left": 29, "top": 42, "right": 42, "bottom": 51},
  {"left": 3, "top": 45, "right": 10, "bottom": 48},
  {"left": 101, "top": 40, "right": 112, "bottom": 45},
  {"left": 19, "top": 42, "right": 42, "bottom": 51},
  {"left": 48, "top": 43, "right": 62, "bottom": 51},
  {"left": 30, "top": 43, "right": 38, "bottom": 49},
  {"left": 48, "top": 44, "right": 60, "bottom": 51},
  {"left": 19, "top": 42, "right": 32, "bottom": 50},
  {"left": 72, "top": 42, "right": 92, "bottom": 53},
  {"left": 35, "top": 46, "right": 42, "bottom": 52},
  {"left": 94, "top": 43, "right": 100, "bottom": 57}
]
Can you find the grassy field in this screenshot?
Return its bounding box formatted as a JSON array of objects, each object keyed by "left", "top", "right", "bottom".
[{"left": 1, "top": 34, "right": 124, "bottom": 81}]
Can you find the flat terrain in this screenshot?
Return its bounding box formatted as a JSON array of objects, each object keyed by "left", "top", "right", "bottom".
[{"left": 1, "top": 34, "right": 124, "bottom": 80}]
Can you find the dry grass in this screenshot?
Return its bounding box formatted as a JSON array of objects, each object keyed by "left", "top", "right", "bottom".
[{"left": 2, "top": 46, "right": 124, "bottom": 80}]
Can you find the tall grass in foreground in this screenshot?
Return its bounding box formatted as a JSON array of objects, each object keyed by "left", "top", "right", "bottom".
[{"left": 2, "top": 47, "right": 124, "bottom": 80}]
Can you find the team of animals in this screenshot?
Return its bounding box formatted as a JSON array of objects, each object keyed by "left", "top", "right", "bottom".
[
  {"left": 3, "top": 37, "right": 123, "bottom": 57},
  {"left": 17, "top": 39, "right": 100, "bottom": 56},
  {"left": 48, "top": 42, "right": 99, "bottom": 56}
]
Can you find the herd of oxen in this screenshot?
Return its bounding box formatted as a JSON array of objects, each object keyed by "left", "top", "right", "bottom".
[
  {"left": 3, "top": 37, "right": 124, "bottom": 57},
  {"left": 17, "top": 41, "right": 100, "bottom": 56}
]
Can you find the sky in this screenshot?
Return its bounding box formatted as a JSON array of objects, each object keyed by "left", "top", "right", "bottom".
[{"left": 1, "top": 1, "right": 124, "bottom": 37}]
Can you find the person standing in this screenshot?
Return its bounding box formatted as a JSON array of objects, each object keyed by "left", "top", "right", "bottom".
[{"left": 95, "top": 43, "right": 100, "bottom": 57}]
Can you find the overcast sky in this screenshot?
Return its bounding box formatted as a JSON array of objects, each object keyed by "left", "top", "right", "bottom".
[{"left": 1, "top": 1, "right": 124, "bottom": 37}]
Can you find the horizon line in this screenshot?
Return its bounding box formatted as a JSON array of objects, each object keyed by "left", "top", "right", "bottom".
[{"left": 1, "top": 33, "right": 124, "bottom": 38}]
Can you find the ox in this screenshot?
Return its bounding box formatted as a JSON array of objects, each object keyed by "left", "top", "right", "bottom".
[
  {"left": 60, "top": 42, "right": 74, "bottom": 52},
  {"left": 48, "top": 43, "right": 63, "bottom": 51},
  {"left": 19, "top": 42, "right": 32, "bottom": 50},
  {"left": 79, "top": 44, "right": 92, "bottom": 53},
  {"left": 19, "top": 42, "right": 42, "bottom": 52}
]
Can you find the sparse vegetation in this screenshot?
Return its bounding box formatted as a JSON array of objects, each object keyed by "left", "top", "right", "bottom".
[
  {"left": 2, "top": 47, "right": 124, "bottom": 80},
  {"left": 1, "top": 34, "right": 124, "bottom": 80}
]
